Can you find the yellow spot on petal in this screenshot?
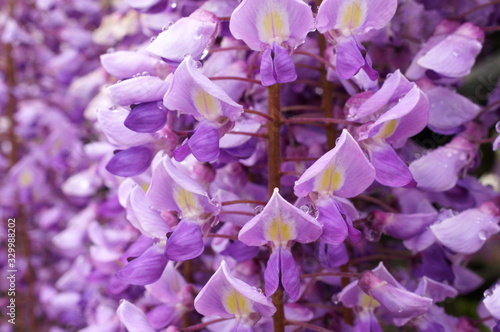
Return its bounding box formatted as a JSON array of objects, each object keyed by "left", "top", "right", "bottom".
[
  {"left": 265, "top": 216, "right": 295, "bottom": 246},
  {"left": 360, "top": 293, "right": 380, "bottom": 309},
  {"left": 376, "top": 119, "right": 398, "bottom": 139},
  {"left": 257, "top": 3, "right": 290, "bottom": 44},
  {"left": 191, "top": 88, "right": 222, "bottom": 121},
  {"left": 314, "top": 164, "right": 344, "bottom": 194},
  {"left": 338, "top": 1, "right": 367, "bottom": 32},
  {"left": 224, "top": 289, "right": 252, "bottom": 317},
  {"left": 174, "top": 187, "right": 199, "bottom": 218},
  {"left": 19, "top": 170, "right": 33, "bottom": 187}
]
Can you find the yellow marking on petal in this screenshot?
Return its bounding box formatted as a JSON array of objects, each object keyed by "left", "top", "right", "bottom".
[
  {"left": 191, "top": 88, "right": 222, "bottom": 121},
  {"left": 224, "top": 289, "right": 252, "bottom": 317},
  {"left": 174, "top": 187, "right": 199, "bottom": 218},
  {"left": 360, "top": 293, "right": 380, "bottom": 309},
  {"left": 315, "top": 164, "right": 344, "bottom": 194},
  {"left": 338, "top": 1, "right": 367, "bottom": 32},
  {"left": 257, "top": 4, "right": 290, "bottom": 44},
  {"left": 376, "top": 119, "right": 398, "bottom": 139},
  {"left": 265, "top": 216, "right": 296, "bottom": 246},
  {"left": 19, "top": 170, "right": 33, "bottom": 187}
]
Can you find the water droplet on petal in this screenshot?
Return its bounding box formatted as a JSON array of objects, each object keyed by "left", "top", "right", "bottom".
[
  {"left": 106, "top": 47, "right": 115, "bottom": 53},
  {"left": 150, "top": 36, "right": 157, "bottom": 43},
  {"left": 162, "top": 26, "right": 169, "bottom": 31},
  {"left": 484, "top": 289, "right": 493, "bottom": 297},
  {"left": 300, "top": 203, "right": 319, "bottom": 219},
  {"left": 254, "top": 205, "right": 264, "bottom": 215},
  {"left": 397, "top": 308, "right": 403, "bottom": 313},
  {"left": 142, "top": 71, "right": 150, "bottom": 76},
  {"left": 478, "top": 230, "right": 488, "bottom": 241},
  {"left": 331, "top": 294, "right": 340, "bottom": 305},
  {"left": 364, "top": 227, "right": 382, "bottom": 242}
]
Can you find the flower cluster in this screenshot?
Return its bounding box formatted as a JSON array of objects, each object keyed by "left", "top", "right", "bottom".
[{"left": 1, "top": 0, "right": 500, "bottom": 331}]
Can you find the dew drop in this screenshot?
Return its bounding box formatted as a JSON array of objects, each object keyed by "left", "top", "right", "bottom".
[
  {"left": 200, "top": 47, "right": 210, "bottom": 60},
  {"left": 331, "top": 294, "right": 340, "bottom": 305},
  {"left": 300, "top": 203, "right": 319, "bottom": 219},
  {"left": 150, "top": 36, "right": 157, "bottom": 43},
  {"left": 364, "top": 227, "right": 382, "bottom": 242},
  {"left": 397, "top": 308, "right": 403, "bottom": 313},
  {"left": 161, "top": 26, "right": 169, "bottom": 31},
  {"left": 142, "top": 71, "right": 150, "bottom": 76},
  {"left": 452, "top": 51, "right": 459, "bottom": 57},
  {"left": 478, "top": 230, "right": 488, "bottom": 241},
  {"left": 484, "top": 289, "right": 493, "bottom": 297},
  {"left": 106, "top": 47, "right": 115, "bottom": 53},
  {"left": 210, "top": 218, "right": 220, "bottom": 228},
  {"left": 254, "top": 205, "right": 264, "bottom": 215},
  {"left": 170, "top": 0, "right": 178, "bottom": 8}
]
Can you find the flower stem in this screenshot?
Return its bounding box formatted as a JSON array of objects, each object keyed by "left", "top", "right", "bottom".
[
  {"left": 180, "top": 317, "right": 233, "bottom": 331},
  {"left": 453, "top": 1, "right": 500, "bottom": 20},
  {"left": 268, "top": 83, "right": 285, "bottom": 332},
  {"left": 209, "top": 76, "right": 261, "bottom": 85},
  {"left": 301, "top": 271, "right": 361, "bottom": 279},
  {"left": 317, "top": 29, "right": 336, "bottom": 150},
  {"left": 284, "top": 117, "right": 359, "bottom": 126},
  {"left": 221, "top": 199, "right": 268, "bottom": 206}
]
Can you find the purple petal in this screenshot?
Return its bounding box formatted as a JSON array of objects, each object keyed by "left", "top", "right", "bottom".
[
  {"left": 430, "top": 207, "right": 500, "bottom": 254},
  {"left": 229, "top": 0, "right": 314, "bottom": 50},
  {"left": 124, "top": 102, "right": 167, "bottom": 133},
  {"left": 238, "top": 188, "right": 323, "bottom": 247},
  {"left": 294, "top": 129, "right": 375, "bottom": 198},
  {"left": 105, "top": 145, "right": 153, "bottom": 177},
  {"left": 359, "top": 271, "right": 433, "bottom": 319},
  {"left": 365, "top": 141, "right": 414, "bottom": 187},
  {"left": 318, "top": 241, "right": 349, "bottom": 268},
  {"left": 484, "top": 285, "right": 500, "bottom": 319},
  {"left": 115, "top": 244, "right": 167, "bottom": 285},
  {"left": 272, "top": 43, "right": 297, "bottom": 84},
  {"left": 146, "top": 9, "right": 220, "bottom": 63},
  {"left": 163, "top": 56, "right": 243, "bottom": 122},
  {"left": 126, "top": 185, "right": 170, "bottom": 239},
  {"left": 416, "top": 23, "right": 483, "bottom": 78},
  {"left": 335, "top": 36, "right": 366, "bottom": 80},
  {"left": 188, "top": 120, "right": 220, "bottom": 162},
  {"left": 264, "top": 249, "right": 280, "bottom": 297},
  {"left": 117, "top": 300, "right": 155, "bottom": 332},
  {"left": 194, "top": 261, "right": 276, "bottom": 318},
  {"left": 372, "top": 210, "right": 437, "bottom": 240},
  {"left": 316, "top": 0, "right": 397, "bottom": 36},
  {"left": 108, "top": 76, "right": 169, "bottom": 106},
  {"left": 97, "top": 108, "right": 153, "bottom": 147},
  {"left": 164, "top": 219, "right": 204, "bottom": 261},
  {"left": 260, "top": 46, "right": 278, "bottom": 87},
  {"left": 414, "top": 277, "right": 457, "bottom": 302},
  {"left": 100, "top": 51, "right": 159, "bottom": 79},
  {"left": 280, "top": 248, "right": 301, "bottom": 300},
  {"left": 316, "top": 197, "right": 349, "bottom": 245},
  {"left": 424, "top": 84, "right": 481, "bottom": 134},
  {"left": 348, "top": 70, "right": 414, "bottom": 121},
  {"left": 409, "top": 136, "right": 475, "bottom": 192},
  {"left": 146, "top": 304, "right": 178, "bottom": 330}
]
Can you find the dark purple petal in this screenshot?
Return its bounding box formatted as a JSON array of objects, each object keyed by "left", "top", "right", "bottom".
[
  {"left": 264, "top": 249, "right": 280, "bottom": 297},
  {"left": 272, "top": 43, "right": 297, "bottom": 84},
  {"left": 146, "top": 304, "right": 178, "bottom": 330},
  {"left": 164, "top": 219, "right": 204, "bottom": 261},
  {"left": 115, "top": 245, "right": 168, "bottom": 285},
  {"left": 280, "top": 248, "right": 301, "bottom": 301},
  {"left": 366, "top": 141, "right": 414, "bottom": 187},
  {"left": 105, "top": 145, "right": 153, "bottom": 177},
  {"left": 188, "top": 121, "right": 220, "bottom": 162},
  {"left": 124, "top": 102, "right": 167, "bottom": 133}
]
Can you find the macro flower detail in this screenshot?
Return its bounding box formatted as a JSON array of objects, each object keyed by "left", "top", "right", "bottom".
[
  {"left": 316, "top": 0, "right": 397, "bottom": 79},
  {"left": 239, "top": 188, "right": 322, "bottom": 300},
  {"left": 229, "top": 0, "right": 314, "bottom": 86},
  {"left": 194, "top": 261, "right": 276, "bottom": 331},
  {"left": 163, "top": 55, "right": 243, "bottom": 161}
]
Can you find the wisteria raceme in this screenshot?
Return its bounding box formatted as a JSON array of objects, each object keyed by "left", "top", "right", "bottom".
[{"left": 1, "top": 0, "right": 500, "bottom": 331}]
